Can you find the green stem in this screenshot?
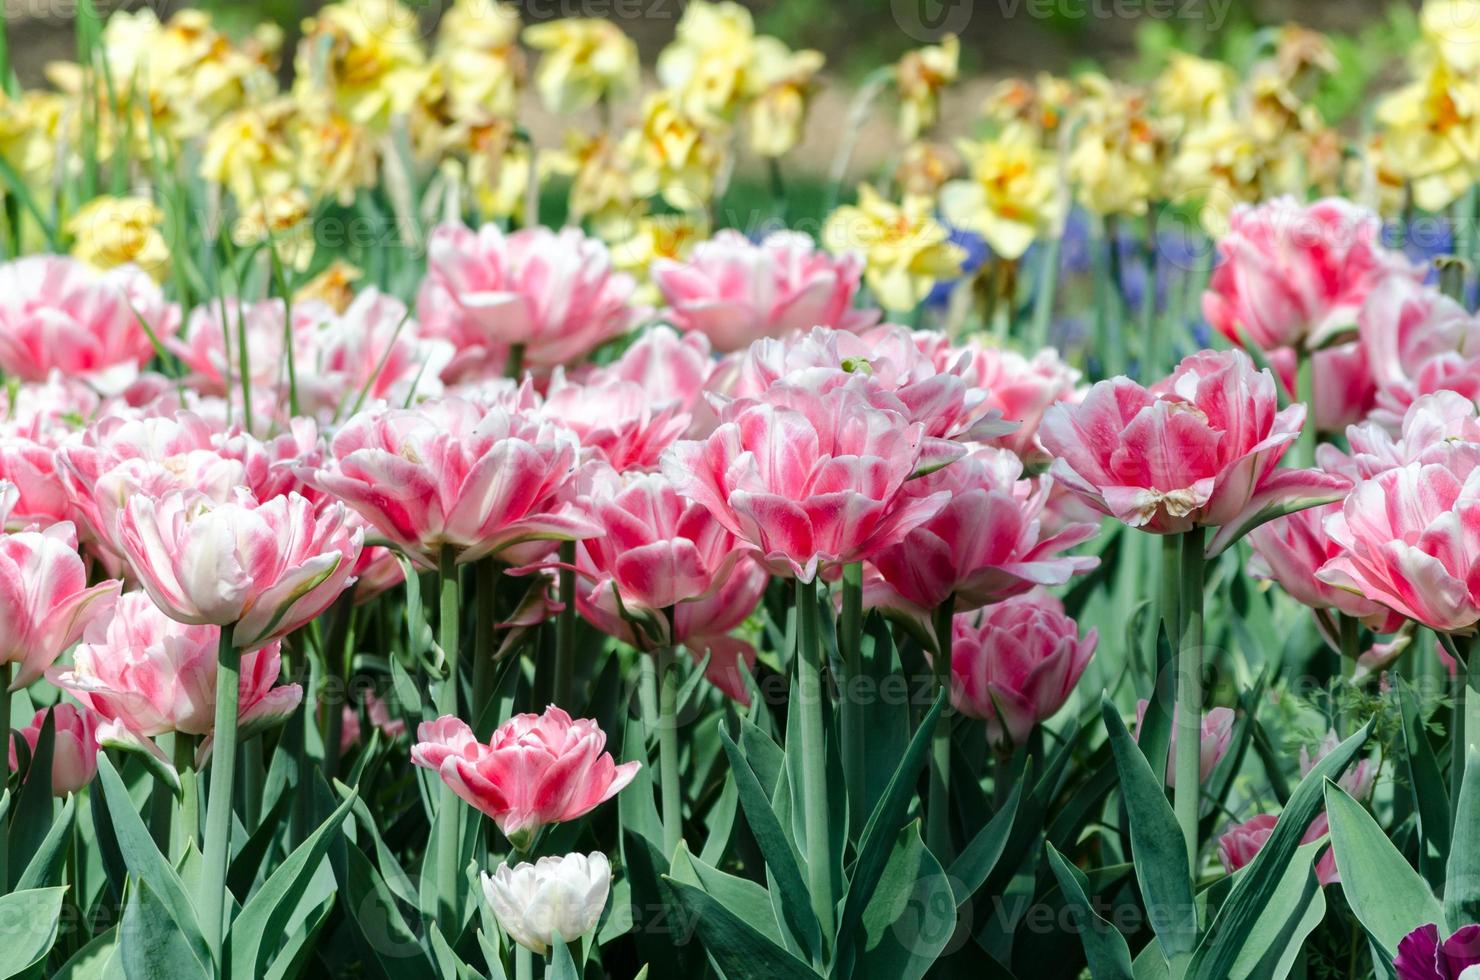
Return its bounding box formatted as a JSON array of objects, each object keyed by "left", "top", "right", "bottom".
[
  {"left": 1337, "top": 614, "right": 1359, "bottom": 732},
  {"left": 0, "top": 662, "right": 10, "bottom": 889},
  {"left": 553, "top": 541, "right": 577, "bottom": 709},
  {"left": 928, "top": 600, "right": 955, "bottom": 862},
  {"left": 436, "top": 545, "right": 462, "bottom": 932},
  {"left": 201, "top": 624, "right": 242, "bottom": 963},
  {"left": 240, "top": 738, "right": 262, "bottom": 832},
  {"left": 1029, "top": 234, "right": 1062, "bottom": 352},
  {"left": 472, "top": 559, "right": 498, "bottom": 725},
  {"left": 1160, "top": 533, "right": 1182, "bottom": 658},
  {"left": 839, "top": 563, "right": 865, "bottom": 834},
  {"left": 515, "top": 944, "right": 533, "bottom": 980},
  {"left": 1174, "top": 529, "right": 1206, "bottom": 876},
  {"left": 793, "top": 576, "right": 834, "bottom": 943},
  {"left": 1294, "top": 348, "right": 1317, "bottom": 469},
  {"left": 505, "top": 343, "right": 526, "bottom": 382},
  {"left": 172, "top": 734, "right": 198, "bottom": 863},
  {"left": 321, "top": 591, "right": 356, "bottom": 781},
  {"left": 657, "top": 645, "right": 682, "bottom": 858},
  {"left": 638, "top": 654, "right": 659, "bottom": 744},
  {"left": 1450, "top": 634, "right": 1479, "bottom": 828}
]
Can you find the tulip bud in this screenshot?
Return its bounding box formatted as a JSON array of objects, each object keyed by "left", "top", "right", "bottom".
[{"left": 481, "top": 852, "right": 611, "bottom": 955}]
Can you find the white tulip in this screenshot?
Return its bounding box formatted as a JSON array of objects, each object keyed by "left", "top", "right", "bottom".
[{"left": 482, "top": 851, "right": 612, "bottom": 955}]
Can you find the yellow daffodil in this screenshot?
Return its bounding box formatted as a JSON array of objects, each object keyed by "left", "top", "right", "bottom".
[
  {"left": 543, "top": 131, "right": 639, "bottom": 233},
  {"left": 981, "top": 73, "right": 1074, "bottom": 135},
  {"left": 295, "top": 259, "right": 364, "bottom": 314},
  {"left": 656, "top": 0, "right": 755, "bottom": 126},
  {"left": 1153, "top": 53, "right": 1234, "bottom": 135},
  {"left": 894, "top": 141, "right": 961, "bottom": 200},
  {"left": 1376, "top": 62, "right": 1480, "bottom": 211},
  {"left": 523, "top": 18, "right": 639, "bottom": 115},
  {"left": 294, "top": 0, "right": 429, "bottom": 131},
  {"left": 0, "top": 90, "right": 64, "bottom": 188},
  {"left": 623, "top": 92, "right": 726, "bottom": 211},
  {"left": 745, "top": 38, "right": 824, "bottom": 158},
  {"left": 1422, "top": 0, "right": 1480, "bottom": 74},
  {"left": 230, "top": 188, "right": 315, "bottom": 271},
  {"left": 292, "top": 105, "right": 379, "bottom": 206},
  {"left": 434, "top": 0, "right": 525, "bottom": 122},
  {"left": 66, "top": 195, "right": 170, "bottom": 281},
  {"left": 895, "top": 34, "right": 959, "bottom": 140},
  {"left": 610, "top": 212, "right": 710, "bottom": 304},
  {"left": 1068, "top": 77, "right": 1167, "bottom": 216},
  {"left": 823, "top": 184, "right": 963, "bottom": 312},
  {"left": 201, "top": 100, "right": 299, "bottom": 204},
  {"left": 939, "top": 123, "right": 1061, "bottom": 260}
]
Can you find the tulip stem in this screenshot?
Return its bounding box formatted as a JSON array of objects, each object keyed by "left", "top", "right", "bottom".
[
  {"left": 553, "top": 541, "right": 577, "bottom": 709},
  {"left": 657, "top": 645, "right": 683, "bottom": 859},
  {"left": 201, "top": 624, "right": 242, "bottom": 963},
  {"left": 172, "top": 734, "right": 198, "bottom": 863},
  {"left": 0, "top": 662, "right": 10, "bottom": 889},
  {"left": 515, "top": 944, "right": 533, "bottom": 980},
  {"left": 436, "top": 544, "right": 462, "bottom": 934},
  {"left": 473, "top": 559, "right": 497, "bottom": 727},
  {"left": 1294, "top": 348, "right": 1317, "bottom": 469},
  {"left": 928, "top": 600, "right": 955, "bottom": 862},
  {"left": 1174, "top": 529, "right": 1206, "bottom": 876},
  {"left": 1159, "top": 533, "right": 1182, "bottom": 660},
  {"left": 794, "top": 575, "right": 834, "bottom": 940},
  {"left": 839, "top": 562, "right": 866, "bottom": 836}
]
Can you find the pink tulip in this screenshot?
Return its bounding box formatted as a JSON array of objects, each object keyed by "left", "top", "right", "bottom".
[
  {"left": 169, "top": 297, "right": 333, "bottom": 399},
  {"left": 651, "top": 230, "right": 879, "bottom": 352},
  {"left": 1038, "top": 348, "right": 1349, "bottom": 554},
  {"left": 571, "top": 471, "right": 768, "bottom": 700},
  {"left": 51, "top": 591, "right": 300, "bottom": 737},
  {"left": 113, "top": 487, "right": 362, "bottom": 650},
  {"left": 1359, "top": 275, "right": 1480, "bottom": 390},
  {"left": 1203, "top": 197, "right": 1414, "bottom": 354},
  {"left": 929, "top": 339, "right": 1082, "bottom": 465},
  {"left": 410, "top": 706, "right": 640, "bottom": 850},
  {"left": 540, "top": 370, "right": 691, "bottom": 472},
  {"left": 1332, "top": 391, "right": 1480, "bottom": 481},
  {"left": 9, "top": 703, "right": 101, "bottom": 796},
  {"left": 1134, "top": 701, "right": 1235, "bottom": 786},
  {"left": 418, "top": 222, "right": 644, "bottom": 379},
  {"left": 1373, "top": 352, "right": 1480, "bottom": 432},
  {"left": 1248, "top": 504, "right": 1405, "bottom": 632},
  {"left": 1300, "top": 730, "right": 1376, "bottom": 802},
  {"left": 1218, "top": 811, "right": 1338, "bottom": 885},
  {"left": 339, "top": 690, "right": 406, "bottom": 754},
  {"left": 865, "top": 446, "right": 1099, "bottom": 633},
  {"left": 662, "top": 380, "right": 958, "bottom": 581},
  {"left": 1267, "top": 341, "right": 1377, "bottom": 433},
  {"left": 580, "top": 326, "right": 717, "bottom": 437},
  {"left": 1318, "top": 441, "right": 1480, "bottom": 632},
  {"left": 0, "top": 257, "right": 179, "bottom": 393},
  {"left": 0, "top": 434, "right": 74, "bottom": 530},
  {"left": 309, "top": 397, "right": 599, "bottom": 566},
  {"left": 947, "top": 591, "right": 1097, "bottom": 750},
  {"left": 0, "top": 487, "right": 120, "bottom": 687}
]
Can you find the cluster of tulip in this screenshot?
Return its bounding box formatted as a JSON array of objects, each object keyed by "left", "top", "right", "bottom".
[{"left": 10, "top": 2, "right": 1480, "bottom": 979}]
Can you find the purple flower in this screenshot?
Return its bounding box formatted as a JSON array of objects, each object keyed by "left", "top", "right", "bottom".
[{"left": 1395, "top": 924, "right": 1480, "bottom": 979}]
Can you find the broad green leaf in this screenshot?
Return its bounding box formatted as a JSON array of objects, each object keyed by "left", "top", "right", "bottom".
[
  {"left": 1101, "top": 694, "right": 1197, "bottom": 961},
  {"left": 339, "top": 843, "right": 435, "bottom": 978},
  {"left": 847, "top": 820, "right": 955, "bottom": 980},
  {"left": 1447, "top": 747, "right": 1480, "bottom": 929},
  {"left": 1045, "top": 843, "right": 1134, "bottom": 980},
  {"left": 0, "top": 886, "right": 67, "bottom": 977},
  {"left": 549, "top": 940, "right": 580, "bottom": 980},
  {"left": 8, "top": 708, "right": 54, "bottom": 886},
  {"left": 1228, "top": 841, "right": 1326, "bottom": 980},
  {"left": 117, "top": 881, "right": 210, "bottom": 980},
  {"left": 51, "top": 926, "right": 118, "bottom": 980},
  {"left": 1325, "top": 779, "right": 1444, "bottom": 960},
  {"left": 669, "top": 842, "right": 784, "bottom": 949},
  {"left": 948, "top": 761, "right": 1024, "bottom": 908},
  {"left": 1187, "top": 721, "right": 1371, "bottom": 980},
  {"left": 662, "top": 877, "right": 821, "bottom": 980},
  {"left": 16, "top": 792, "right": 75, "bottom": 890},
  {"left": 1397, "top": 676, "right": 1450, "bottom": 881}
]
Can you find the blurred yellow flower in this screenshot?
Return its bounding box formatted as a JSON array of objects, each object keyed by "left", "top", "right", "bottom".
[
  {"left": 611, "top": 213, "right": 709, "bottom": 304},
  {"left": 0, "top": 90, "right": 64, "bottom": 188},
  {"left": 656, "top": 0, "right": 755, "bottom": 126},
  {"left": 67, "top": 196, "right": 170, "bottom": 281},
  {"left": 294, "top": 0, "right": 430, "bottom": 131},
  {"left": 1422, "top": 0, "right": 1480, "bottom": 74},
  {"left": 296, "top": 259, "right": 364, "bottom": 313},
  {"left": 466, "top": 123, "right": 532, "bottom": 220},
  {"left": 823, "top": 184, "right": 963, "bottom": 312},
  {"left": 293, "top": 105, "right": 379, "bottom": 206},
  {"left": 202, "top": 100, "right": 299, "bottom": 204},
  {"left": 523, "top": 18, "right": 639, "bottom": 115},
  {"left": 745, "top": 38, "right": 824, "bottom": 158},
  {"left": 1153, "top": 53, "right": 1234, "bottom": 135},
  {"left": 1376, "top": 62, "right": 1480, "bottom": 210},
  {"left": 940, "top": 123, "right": 1060, "bottom": 260},
  {"left": 231, "top": 188, "right": 315, "bottom": 270},
  {"left": 623, "top": 92, "right": 726, "bottom": 211},
  {"left": 1068, "top": 77, "right": 1167, "bottom": 216},
  {"left": 543, "top": 131, "right": 639, "bottom": 233},
  {"left": 896, "top": 34, "right": 959, "bottom": 140},
  {"left": 434, "top": 0, "right": 525, "bottom": 121},
  {"left": 894, "top": 141, "right": 961, "bottom": 199}
]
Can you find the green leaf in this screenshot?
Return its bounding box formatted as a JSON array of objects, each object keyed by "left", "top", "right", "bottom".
[
  {"left": 8, "top": 708, "right": 54, "bottom": 886},
  {"left": 549, "top": 940, "right": 580, "bottom": 980},
  {"left": 1397, "top": 676, "right": 1450, "bottom": 881},
  {"left": 834, "top": 690, "right": 945, "bottom": 977},
  {"left": 339, "top": 843, "right": 435, "bottom": 977},
  {"left": 662, "top": 877, "right": 821, "bottom": 980},
  {"left": 719, "top": 720, "right": 823, "bottom": 963},
  {"left": 0, "top": 886, "right": 67, "bottom": 977},
  {"left": 669, "top": 842, "right": 784, "bottom": 949},
  {"left": 1447, "top": 747, "right": 1480, "bottom": 929},
  {"left": 16, "top": 792, "right": 75, "bottom": 890},
  {"left": 95, "top": 755, "right": 211, "bottom": 969},
  {"left": 948, "top": 761, "right": 1024, "bottom": 908},
  {"left": 1101, "top": 694, "right": 1197, "bottom": 961},
  {"left": 1324, "top": 779, "right": 1444, "bottom": 960},
  {"left": 118, "top": 880, "right": 210, "bottom": 980},
  {"left": 228, "top": 790, "right": 356, "bottom": 978},
  {"left": 1228, "top": 842, "right": 1327, "bottom": 980},
  {"left": 846, "top": 820, "right": 955, "bottom": 980},
  {"left": 51, "top": 926, "right": 118, "bottom": 980},
  {"left": 1045, "top": 843, "right": 1134, "bottom": 980},
  {"left": 1187, "top": 721, "right": 1372, "bottom": 980}
]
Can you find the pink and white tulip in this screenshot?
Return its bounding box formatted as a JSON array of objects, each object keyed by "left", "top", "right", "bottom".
[
  {"left": 1038, "top": 348, "right": 1348, "bottom": 554},
  {"left": 1134, "top": 701, "right": 1235, "bottom": 787},
  {"left": 410, "top": 707, "right": 640, "bottom": 850},
  {"left": 112, "top": 488, "right": 362, "bottom": 650},
  {"left": 651, "top": 230, "right": 879, "bottom": 352},
  {"left": 947, "top": 591, "right": 1097, "bottom": 750},
  {"left": 1218, "top": 811, "right": 1339, "bottom": 886},
  {"left": 540, "top": 370, "right": 691, "bottom": 472},
  {"left": 51, "top": 591, "right": 300, "bottom": 737},
  {"left": 9, "top": 703, "right": 101, "bottom": 796}
]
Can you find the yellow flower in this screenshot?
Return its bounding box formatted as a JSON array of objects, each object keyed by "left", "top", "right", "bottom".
[
  {"left": 823, "top": 184, "right": 963, "bottom": 313},
  {"left": 295, "top": 259, "right": 364, "bottom": 313},
  {"left": 230, "top": 189, "right": 316, "bottom": 271},
  {"left": 1153, "top": 53, "right": 1234, "bottom": 134},
  {"left": 1067, "top": 78, "right": 1167, "bottom": 216},
  {"left": 895, "top": 34, "right": 959, "bottom": 140},
  {"left": 623, "top": 92, "right": 726, "bottom": 211},
  {"left": 292, "top": 104, "right": 379, "bottom": 206},
  {"left": 66, "top": 196, "right": 170, "bottom": 281},
  {"left": 1376, "top": 62, "right": 1480, "bottom": 211},
  {"left": 940, "top": 123, "right": 1060, "bottom": 260},
  {"left": 201, "top": 100, "right": 299, "bottom": 203},
  {"left": 0, "top": 90, "right": 65, "bottom": 188},
  {"left": 543, "top": 130, "right": 638, "bottom": 232},
  {"left": 609, "top": 213, "right": 709, "bottom": 305},
  {"left": 894, "top": 141, "right": 961, "bottom": 200},
  {"left": 466, "top": 123, "right": 532, "bottom": 220},
  {"left": 745, "top": 38, "right": 824, "bottom": 158},
  {"left": 434, "top": 0, "right": 525, "bottom": 121},
  {"left": 523, "top": 18, "right": 638, "bottom": 115},
  {"left": 656, "top": 0, "right": 755, "bottom": 126},
  {"left": 981, "top": 73, "right": 1075, "bottom": 134},
  {"left": 294, "top": 0, "right": 430, "bottom": 131},
  {"left": 1422, "top": 0, "right": 1480, "bottom": 74}
]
